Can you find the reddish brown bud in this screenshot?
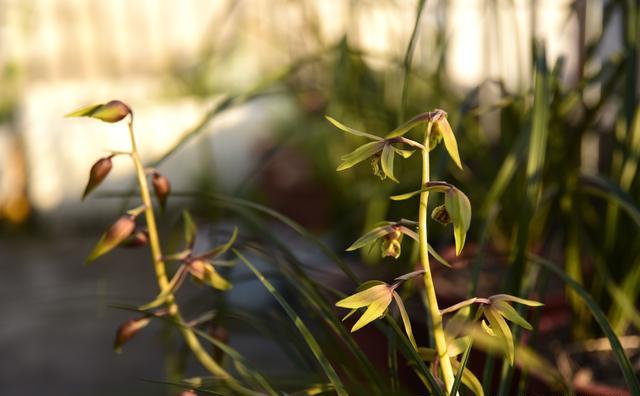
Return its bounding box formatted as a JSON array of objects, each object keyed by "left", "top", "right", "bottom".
[
  {"left": 114, "top": 316, "right": 151, "bottom": 353},
  {"left": 65, "top": 100, "right": 131, "bottom": 123},
  {"left": 179, "top": 391, "right": 197, "bottom": 396},
  {"left": 91, "top": 100, "right": 131, "bottom": 123},
  {"left": 120, "top": 229, "right": 149, "bottom": 248},
  {"left": 86, "top": 215, "right": 136, "bottom": 263},
  {"left": 83, "top": 156, "right": 113, "bottom": 199},
  {"left": 152, "top": 172, "right": 171, "bottom": 210}
]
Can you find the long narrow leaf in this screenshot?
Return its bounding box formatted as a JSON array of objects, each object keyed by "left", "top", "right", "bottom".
[
  {"left": 528, "top": 254, "right": 640, "bottom": 395},
  {"left": 235, "top": 250, "right": 348, "bottom": 396}
]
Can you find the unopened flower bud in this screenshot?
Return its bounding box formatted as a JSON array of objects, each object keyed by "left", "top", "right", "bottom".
[
  {"left": 83, "top": 156, "right": 113, "bottom": 199},
  {"left": 180, "top": 390, "right": 198, "bottom": 396},
  {"left": 91, "top": 100, "right": 131, "bottom": 123},
  {"left": 114, "top": 316, "right": 151, "bottom": 353},
  {"left": 152, "top": 172, "right": 171, "bottom": 210},
  {"left": 121, "top": 229, "right": 149, "bottom": 248},
  {"left": 86, "top": 214, "right": 136, "bottom": 263},
  {"left": 432, "top": 204, "right": 452, "bottom": 225},
  {"left": 65, "top": 100, "right": 131, "bottom": 123}
]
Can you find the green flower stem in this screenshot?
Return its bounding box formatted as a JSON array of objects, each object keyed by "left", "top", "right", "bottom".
[
  {"left": 127, "top": 118, "right": 255, "bottom": 395},
  {"left": 419, "top": 121, "right": 456, "bottom": 394}
]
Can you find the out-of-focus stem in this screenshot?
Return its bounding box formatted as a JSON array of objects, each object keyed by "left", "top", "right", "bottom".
[
  {"left": 419, "top": 121, "right": 456, "bottom": 394},
  {"left": 126, "top": 117, "right": 257, "bottom": 395}
]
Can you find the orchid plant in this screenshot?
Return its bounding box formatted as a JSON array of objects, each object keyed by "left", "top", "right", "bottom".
[
  {"left": 66, "top": 100, "right": 259, "bottom": 396},
  {"left": 328, "top": 109, "right": 543, "bottom": 395}
]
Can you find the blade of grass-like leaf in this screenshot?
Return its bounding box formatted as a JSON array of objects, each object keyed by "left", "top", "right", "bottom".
[
  {"left": 450, "top": 340, "right": 475, "bottom": 396},
  {"left": 101, "top": 190, "right": 382, "bottom": 386},
  {"left": 171, "top": 191, "right": 359, "bottom": 282},
  {"left": 528, "top": 254, "right": 640, "bottom": 395},
  {"left": 580, "top": 174, "right": 640, "bottom": 227},
  {"left": 398, "top": 0, "right": 426, "bottom": 122},
  {"left": 385, "top": 318, "right": 445, "bottom": 396},
  {"left": 388, "top": 329, "right": 399, "bottom": 392},
  {"left": 237, "top": 234, "right": 383, "bottom": 389},
  {"left": 235, "top": 250, "right": 348, "bottom": 396},
  {"left": 499, "top": 43, "right": 550, "bottom": 396}
]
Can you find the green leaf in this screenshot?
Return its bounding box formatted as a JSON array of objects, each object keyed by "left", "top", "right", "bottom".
[
  {"left": 392, "top": 291, "right": 416, "bottom": 349},
  {"left": 346, "top": 226, "right": 390, "bottom": 251},
  {"left": 335, "top": 284, "right": 392, "bottom": 309},
  {"left": 183, "top": 210, "right": 197, "bottom": 249},
  {"left": 380, "top": 144, "right": 398, "bottom": 183},
  {"left": 336, "top": 141, "right": 385, "bottom": 171},
  {"left": 445, "top": 188, "right": 472, "bottom": 255},
  {"left": 435, "top": 117, "right": 462, "bottom": 169},
  {"left": 529, "top": 254, "right": 640, "bottom": 395},
  {"left": 451, "top": 358, "right": 484, "bottom": 396},
  {"left": 325, "top": 115, "right": 384, "bottom": 141},
  {"left": 447, "top": 336, "right": 471, "bottom": 357},
  {"left": 580, "top": 175, "right": 640, "bottom": 227},
  {"left": 489, "top": 294, "right": 544, "bottom": 307},
  {"left": 235, "top": 249, "right": 348, "bottom": 396},
  {"left": 493, "top": 301, "right": 533, "bottom": 330},
  {"left": 484, "top": 306, "right": 515, "bottom": 365}
]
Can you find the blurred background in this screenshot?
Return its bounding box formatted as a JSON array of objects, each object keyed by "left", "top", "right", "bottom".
[{"left": 0, "top": 0, "right": 639, "bottom": 395}]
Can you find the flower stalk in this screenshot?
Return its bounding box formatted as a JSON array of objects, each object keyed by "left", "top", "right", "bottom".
[
  {"left": 125, "top": 116, "right": 255, "bottom": 395},
  {"left": 419, "top": 121, "right": 456, "bottom": 393}
]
